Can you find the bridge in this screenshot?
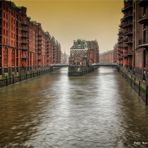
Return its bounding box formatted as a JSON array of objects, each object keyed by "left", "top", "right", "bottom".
[
  {"left": 91, "top": 63, "right": 118, "bottom": 67},
  {"left": 50, "top": 64, "right": 69, "bottom": 67},
  {"left": 50, "top": 63, "right": 118, "bottom": 68}
]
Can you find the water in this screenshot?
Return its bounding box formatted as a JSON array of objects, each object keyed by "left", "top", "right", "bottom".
[{"left": 0, "top": 67, "right": 148, "bottom": 148}]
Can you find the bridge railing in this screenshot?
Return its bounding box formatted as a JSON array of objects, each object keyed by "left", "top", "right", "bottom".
[
  {"left": 49, "top": 63, "right": 119, "bottom": 67},
  {"left": 91, "top": 63, "right": 118, "bottom": 66},
  {"left": 49, "top": 64, "right": 69, "bottom": 67}
]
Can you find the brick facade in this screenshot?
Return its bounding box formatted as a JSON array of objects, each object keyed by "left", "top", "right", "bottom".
[
  {"left": 69, "top": 39, "right": 99, "bottom": 66},
  {"left": 0, "top": 0, "right": 61, "bottom": 79},
  {"left": 116, "top": 0, "right": 148, "bottom": 81},
  {"left": 100, "top": 50, "right": 114, "bottom": 64}
]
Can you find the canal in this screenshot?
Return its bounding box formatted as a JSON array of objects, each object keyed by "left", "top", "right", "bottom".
[{"left": 0, "top": 67, "right": 148, "bottom": 148}]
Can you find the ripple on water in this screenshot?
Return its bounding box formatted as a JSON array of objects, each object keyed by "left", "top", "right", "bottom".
[{"left": 0, "top": 68, "right": 148, "bottom": 148}]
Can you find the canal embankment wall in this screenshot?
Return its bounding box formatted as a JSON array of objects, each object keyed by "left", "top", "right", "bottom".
[
  {"left": 119, "top": 67, "right": 148, "bottom": 105},
  {"left": 0, "top": 67, "right": 56, "bottom": 88}
]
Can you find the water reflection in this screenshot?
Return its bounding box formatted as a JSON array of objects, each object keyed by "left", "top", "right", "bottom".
[{"left": 0, "top": 67, "right": 148, "bottom": 148}]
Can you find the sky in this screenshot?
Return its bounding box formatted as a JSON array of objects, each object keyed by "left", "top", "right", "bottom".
[{"left": 12, "top": 0, "right": 123, "bottom": 54}]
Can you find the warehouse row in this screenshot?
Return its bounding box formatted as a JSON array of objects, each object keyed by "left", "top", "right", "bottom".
[{"left": 0, "top": 0, "right": 61, "bottom": 80}]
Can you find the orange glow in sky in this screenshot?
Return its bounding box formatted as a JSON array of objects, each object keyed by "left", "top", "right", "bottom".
[{"left": 13, "top": 0, "right": 123, "bottom": 54}]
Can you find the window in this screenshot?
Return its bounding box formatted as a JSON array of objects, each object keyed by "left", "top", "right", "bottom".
[
  {"left": 143, "top": 24, "right": 146, "bottom": 30},
  {"left": 6, "top": 30, "right": 8, "bottom": 36},
  {"left": 3, "top": 12, "right": 5, "bottom": 18},
  {"left": 6, "top": 38, "right": 8, "bottom": 44},
  {"left": 6, "top": 13, "right": 8, "bottom": 20},
  {"left": 6, "top": 22, "right": 8, "bottom": 28},
  {"left": 143, "top": 6, "right": 146, "bottom": 16},
  {"left": 3, "top": 29, "right": 5, "bottom": 35},
  {"left": 4, "top": 48, "right": 8, "bottom": 67},
  {"left": 143, "top": 30, "right": 146, "bottom": 43},
  {"left": 12, "top": 49, "right": 15, "bottom": 66}
]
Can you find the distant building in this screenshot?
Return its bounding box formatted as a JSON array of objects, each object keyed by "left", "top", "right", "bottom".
[
  {"left": 87, "top": 41, "right": 99, "bottom": 64},
  {"left": 113, "top": 44, "right": 118, "bottom": 63},
  {"left": 69, "top": 39, "right": 99, "bottom": 66},
  {"left": 61, "top": 52, "right": 69, "bottom": 64},
  {"left": 100, "top": 50, "right": 114, "bottom": 64}
]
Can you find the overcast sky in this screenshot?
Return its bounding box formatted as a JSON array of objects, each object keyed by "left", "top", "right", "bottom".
[{"left": 13, "top": 0, "right": 123, "bottom": 54}]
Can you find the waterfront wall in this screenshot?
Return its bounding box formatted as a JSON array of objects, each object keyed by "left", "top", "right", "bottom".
[
  {"left": 0, "top": 67, "right": 54, "bottom": 88},
  {"left": 119, "top": 67, "right": 148, "bottom": 105},
  {"left": 115, "top": 0, "right": 148, "bottom": 104}
]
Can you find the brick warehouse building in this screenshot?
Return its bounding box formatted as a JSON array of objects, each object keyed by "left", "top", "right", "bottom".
[
  {"left": 116, "top": 0, "right": 148, "bottom": 80},
  {"left": 99, "top": 50, "right": 115, "bottom": 64},
  {"left": 69, "top": 39, "right": 99, "bottom": 66},
  {"left": 0, "top": 0, "right": 61, "bottom": 79}
]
